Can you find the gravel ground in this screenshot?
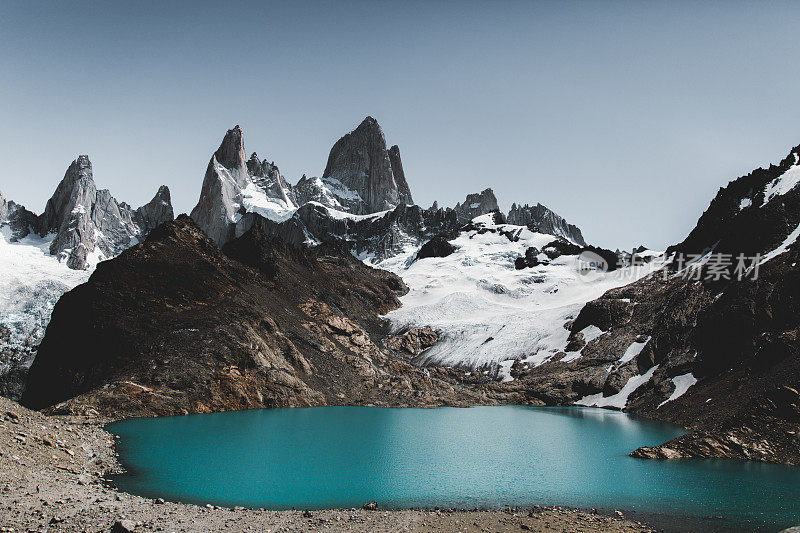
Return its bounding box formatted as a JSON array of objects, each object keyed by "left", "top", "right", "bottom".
[{"left": 0, "top": 396, "right": 653, "bottom": 533}]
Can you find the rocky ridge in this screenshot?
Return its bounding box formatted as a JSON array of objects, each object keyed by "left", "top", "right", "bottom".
[
  {"left": 21, "top": 216, "right": 493, "bottom": 418},
  {"left": 189, "top": 119, "right": 586, "bottom": 263},
  {"left": 453, "top": 188, "right": 500, "bottom": 224},
  {"left": 508, "top": 202, "right": 586, "bottom": 246},
  {"left": 2, "top": 156, "right": 173, "bottom": 270}
]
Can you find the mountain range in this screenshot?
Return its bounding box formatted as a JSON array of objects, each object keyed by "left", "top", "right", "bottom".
[{"left": 2, "top": 116, "right": 799, "bottom": 465}]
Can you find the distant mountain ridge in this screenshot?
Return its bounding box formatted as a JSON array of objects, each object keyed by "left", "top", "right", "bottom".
[
  {"left": 189, "top": 117, "right": 588, "bottom": 260},
  {"left": 508, "top": 202, "right": 586, "bottom": 246},
  {"left": 1, "top": 156, "right": 173, "bottom": 269}
]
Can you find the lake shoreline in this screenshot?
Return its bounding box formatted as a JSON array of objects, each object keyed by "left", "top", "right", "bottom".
[{"left": 0, "top": 395, "right": 670, "bottom": 533}]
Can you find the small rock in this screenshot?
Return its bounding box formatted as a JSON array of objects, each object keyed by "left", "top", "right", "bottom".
[
  {"left": 302, "top": 510, "right": 313, "bottom": 518},
  {"left": 362, "top": 502, "right": 378, "bottom": 511},
  {"left": 155, "top": 498, "right": 166, "bottom": 504},
  {"left": 112, "top": 519, "right": 137, "bottom": 533}
]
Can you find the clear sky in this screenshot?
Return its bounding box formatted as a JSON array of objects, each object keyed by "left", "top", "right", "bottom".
[{"left": 2, "top": 1, "right": 800, "bottom": 249}]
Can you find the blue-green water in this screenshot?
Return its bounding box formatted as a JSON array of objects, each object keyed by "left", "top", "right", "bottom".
[{"left": 108, "top": 406, "right": 800, "bottom": 531}]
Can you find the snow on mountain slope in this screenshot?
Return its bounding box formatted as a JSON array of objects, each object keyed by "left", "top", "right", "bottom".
[
  {"left": 238, "top": 181, "right": 296, "bottom": 223},
  {"left": 763, "top": 153, "right": 800, "bottom": 205},
  {"left": 378, "top": 214, "right": 663, "bottom": 372},
  {"left": 0, "top": 227, "right": 93, "bottom": 399}
]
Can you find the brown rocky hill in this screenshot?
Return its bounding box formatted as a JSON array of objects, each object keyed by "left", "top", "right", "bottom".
[{"left": 21, "top": 215, "right": 489, "bottom": 419}]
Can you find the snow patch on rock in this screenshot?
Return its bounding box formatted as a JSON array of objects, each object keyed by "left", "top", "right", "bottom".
[
  {"left": 763, "top": 163, "right": 800, "bottom": 206},
  {"left": 576, "top": 365, "right": 659, "bottom": 409},
  {"left": 619, "top": 337, "right": 650, "bottom": 364},
  {"left": 657, "top": 373, "right": 698, "bottom": 408}
]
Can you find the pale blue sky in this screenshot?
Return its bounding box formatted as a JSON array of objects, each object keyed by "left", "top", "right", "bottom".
[{"left": 2, "top": 0, "right": 800, "bottom": 249}]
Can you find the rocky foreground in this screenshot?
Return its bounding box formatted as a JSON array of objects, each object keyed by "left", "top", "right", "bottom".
[{"left": 0, "top": 396, "right": 654, "bottom": 533}]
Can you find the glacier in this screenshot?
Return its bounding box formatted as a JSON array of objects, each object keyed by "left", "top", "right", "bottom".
[
  {"left": 377, "top": 214, "right": 664, "bottom": 372},
  {"left": 0, "top": 227, "right": 93, "bottom": 398}
]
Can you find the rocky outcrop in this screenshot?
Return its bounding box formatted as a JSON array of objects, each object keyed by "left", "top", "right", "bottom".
[
  {"left": 386, "top": 327, "right": 439, "bottom": 356},
  {"left": 453, "top": 188, "right": 499, "bottom": 223},
  {"left": 321, "top": 116, "right": 413, "bottom": 214},
  {"left": 0, "top": 191, "right": 38, "bottom": 241},
  {"left": 22, "top": 216, "right": 492, "bottom": 418},
  {"left": 416, "top": 236, "right": 455, "bottom": 260},
  {"left": 247, "top": 152, "right": 297, "bottom": 207},
  {"left": 134, "top": 185, "right": 173, "bottom": 233},
  {"left": 508, "top": 203, "right": 586, "bottom": 245},
  {"left": 388, "top": 145, "right": 413, "bottom": 206}
]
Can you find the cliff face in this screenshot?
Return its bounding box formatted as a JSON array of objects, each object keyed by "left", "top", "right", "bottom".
[
  {"left": 321, "top": 116, "right": 413, "bottom": 214},
  {"left": 21, "top": 216, "right": 491, "bottom": 418},
  {"left": 190, "top": 126, "right": 253, "bottom": 246}
]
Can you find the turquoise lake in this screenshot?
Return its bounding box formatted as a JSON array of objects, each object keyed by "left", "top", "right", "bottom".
[{"left": 108, "top": 406, "right": 800, "bottom": 531}]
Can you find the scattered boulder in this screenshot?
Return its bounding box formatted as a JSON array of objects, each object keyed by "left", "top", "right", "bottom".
[
  {"left": 564, "top": 332, "right": 586, "bottom": 353},
  {"left": 112, "top": 520, "right": 137, "bottom": 533}
]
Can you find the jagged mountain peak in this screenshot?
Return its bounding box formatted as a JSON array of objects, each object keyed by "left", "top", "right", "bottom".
[
  {"left": 39, "top": 155, "right": 98, "bottom": 236},
  {"left": 669, "top": 142, "right": 800, "bottom": 258},
  {"left": 321, "top": 116, "right": 413, "bottom": 214},
  {"left": 358, "top": 115, "right": 380, "bottom": 130},
  {"left": 67, "top": 154, "right": 92, "bottom": 174},
  {"left": 507, "top": 201, "right": 585, "bottom": 246},
  {"left": 388, "top": 144, "right": 413, "bottom": 207},
  {"left": 26, "top": 154, "right": 175, "bottom": 269},
  {"left": 214, "top": 125, "right": 247, "bottom": 171},
  {"left": 453, "top": 188, "right": 499, "bottom": 223},
  {"left": 191, "top": 125, "right": 297, "bottom": 246}
]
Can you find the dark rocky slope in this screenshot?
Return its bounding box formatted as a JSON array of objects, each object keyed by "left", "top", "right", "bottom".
[
  {"left": 509, "top": 144, "right": 800, "bottom": 465},
  {"left": 22, "top": 216, "right": 492, "bottom": 418}
]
